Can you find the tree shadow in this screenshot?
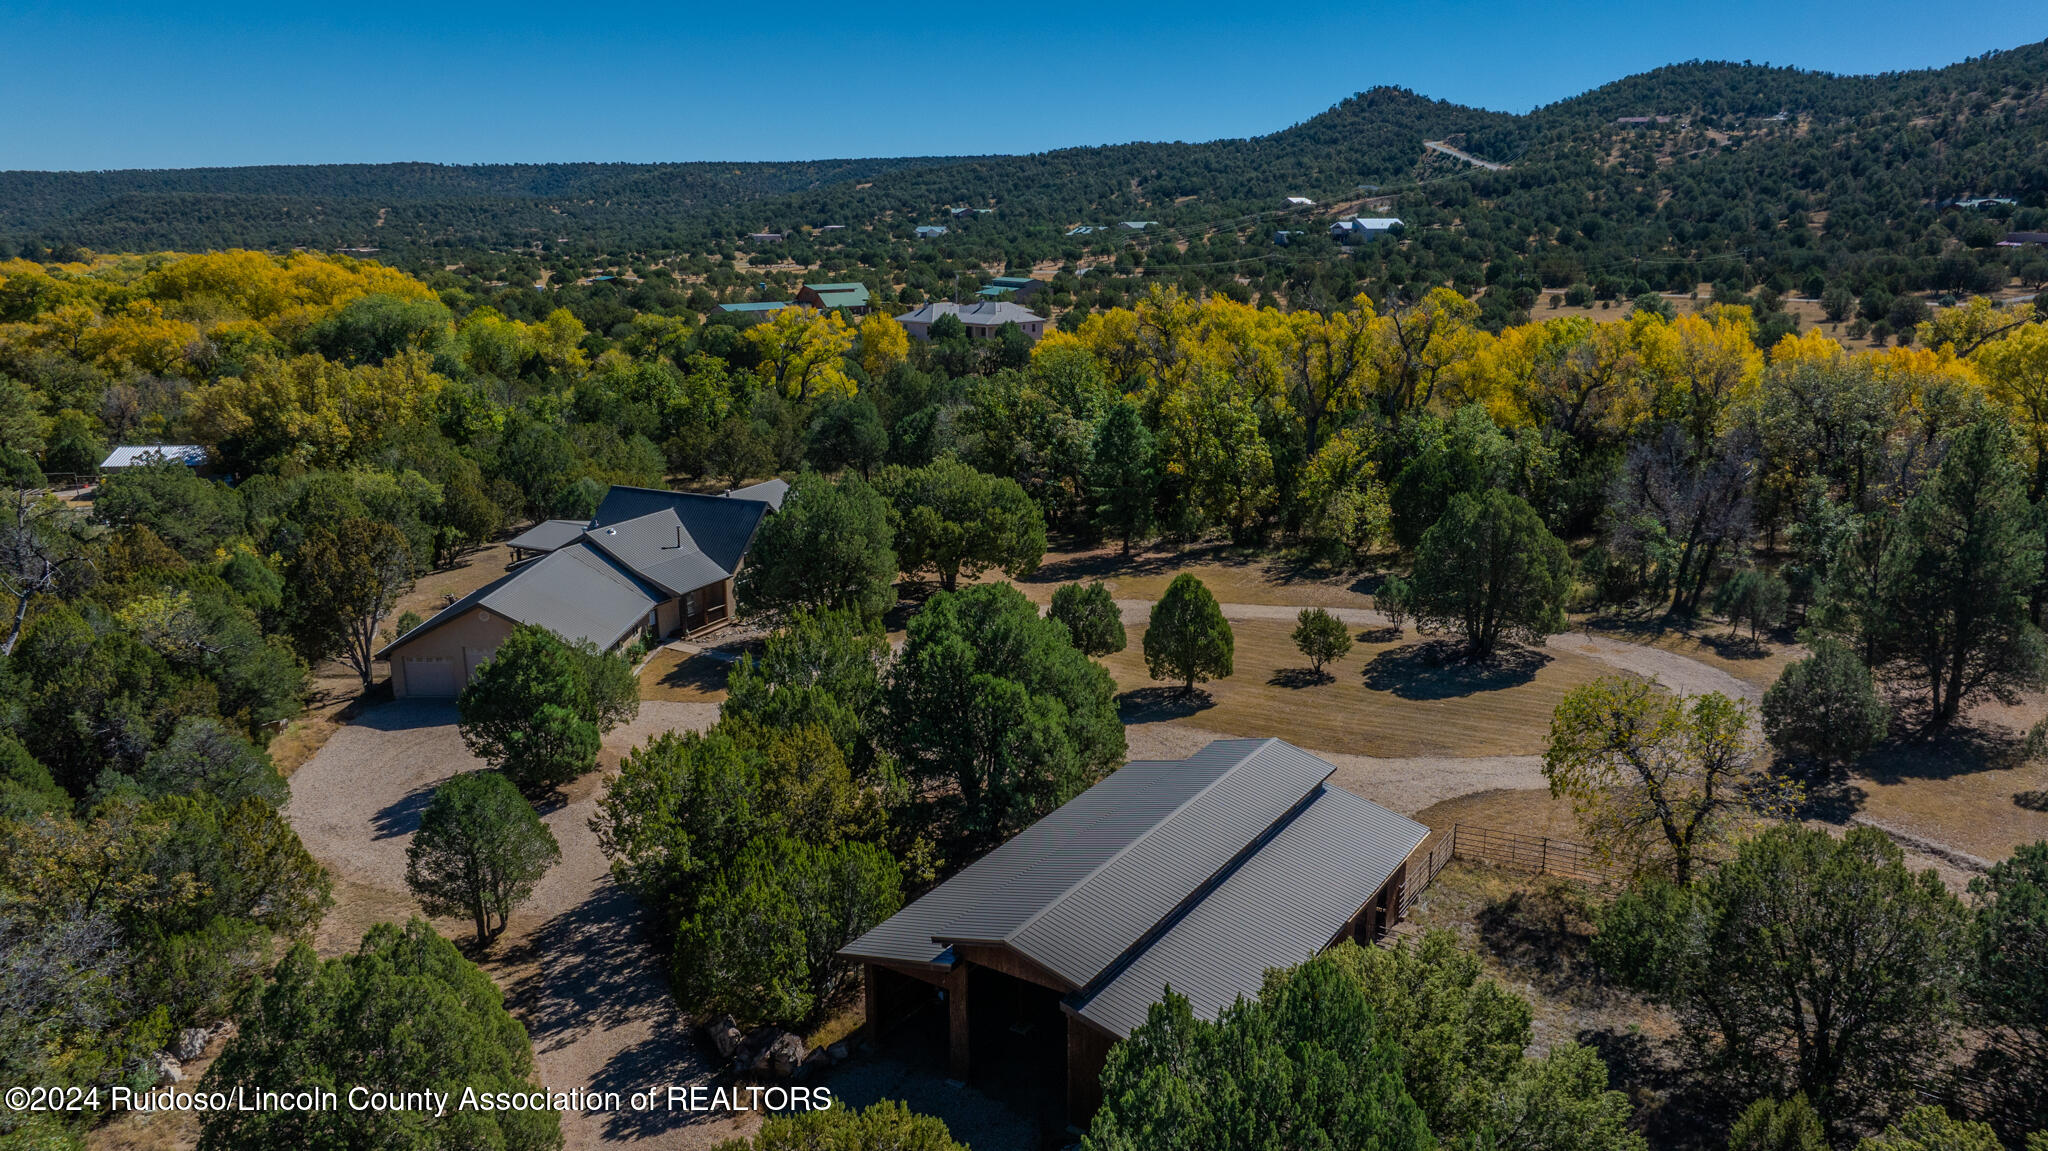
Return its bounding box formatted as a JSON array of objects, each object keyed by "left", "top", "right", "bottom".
[
  {"left": 1796, "top": 776, "right": 1868, "bottom": 823},
  {"left": 1575, "top": 1026, "right": 1731, "bottom": 1151},
  {"left": 1117, "top": 686, "right": 1216, "bottom": 722},
  {"left": 1856, "top": 722, "right": 2021, "bottom": 784},
  {"left": 348, "top": 700, "right": 460, "bottom": 732},
  {"left": 1360, "top": 641, "right": 1549, "bottom": 700},
  {"left": 1267, "top": 668, "right": 1332, "bottom": 689},
  {"left": 654, "top": 653, "right": 731, "bottom": 696},
  {"left": 1019, "top": 540, "right": 1243, "bottom": 587},
  {"left": 371, "top": 782, "right": 438, "bottom": 840},
  {"left": 1473, "top": 881, "right": 1608, "bottom": 1003},
  {"left": 1356, "top": 626, "right": 1403, "bottom": 644},
  {"left": 1696, "top": 631, "right": 1772, "bottom": 661}
]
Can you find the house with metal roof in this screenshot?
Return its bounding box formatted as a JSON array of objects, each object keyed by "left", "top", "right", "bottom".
[
  {"left": 975, "top": 275, "right": 1044, "bottom": 303},
  {"left": 794, "top": 282, "right": 872, "bottom": 315},
  {"left": 100, "top": 444, "right": 208, "bottom": 471},
  {"left": 914, "top": 225, "right": 949, "bottom": 238},
  {"left": 377, "top": 483, "right": 779, "bottom": 698},
  {"left": 717, "top": 301, "right": 789, "bottom": 317},
  {"left": 893, "top": 300, "right": 1048, "bottom": 343},
  {"left": 841, "top": 738, "right": 1430, "bottom": 1124},
  {"left": 1331, "top": 216, "right": 1405, "bottom": 242}
]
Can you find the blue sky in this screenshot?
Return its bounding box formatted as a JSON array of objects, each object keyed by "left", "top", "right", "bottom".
[{"left": 3, "top": 1, "right": 2044, "bottom": 170}]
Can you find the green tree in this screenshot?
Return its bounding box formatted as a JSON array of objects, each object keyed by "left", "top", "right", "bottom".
[
  {"left": 39, "top": 409, "right": 103, "bottom": 481},
  {"left": 1712, "top": 569, "right": 1789, "bottom": 640},
  {"left": 92, "top": 460, "right": 243, "bottom": 561},
  {"left": 1048, "top": 580, "right": 1127, "bottom": 657},
  {"left": 1727, "top": 1096, "right": 1828, "bottom": 1151},
  {"left": 1142, "top": 573, "right": 1233, "bottom": 696},
  {"left": 1595, "top": 826, "right": 1970, "bottom": 1137},
  {"left": 1085, "top": 955, "right": 1434, "bottom": 1151},
  {"left": 1292, "top": 607, "right": 1353, "bottom": 677},
  {"left": 738, "top": 471, "right": 898, "bottom": 619},
  {"left": 1410, "top": 490, "right": 1571, "bottom": 660},
  {"left": 876, "top": 458, "right": 1046, "bottom": 591},
  {"left": 714, "top": 1101, "right": 967, "bottom": 1150},
  {"left": 1761, "top": 638, "right": 1889, "bottom": 768},
  {"left": 1089, "top": 400, "right": 1156, "bottom": 555},
  {"left": 1856, "top": 1107, "right": 2003, "bottom": 1151},
  {"left": 1378, "top": 573, "right": 1412, "bottom": 633},
  {"left": 1547, "top": 677, "right": 1798, "bottom": 884},
  {"left": 1964, "top": 841, "right": 2048, "bottom": 1139},
  {"left": 592, "top": 730, "right": 762, "bottom": 934},
  {"left": 198, "top": 919, "right": 563, "bottom": 1151},
  {"left": 886, "top": 583, "right": 1124, "bottom": 853},
  {"left": 286, "top": 516, "right": 413, "bottom": 690},
  {"left": 1864, "top": 419, "right": 2045, "bottom": 730},
  {"left": 722, "top": 608, "right": 890, "bottom": 766},
  {"left": 806, "top": 395, "right": 888, "bottom": 477},
  {"left": 457, "top": 626, "right": 602, "bottom": 795},
  {"left": 405, "top": 771, "right": 562, "bottom": 946},
  {"left": 0, "top": 732, "right": 68, "bottom": 821}
]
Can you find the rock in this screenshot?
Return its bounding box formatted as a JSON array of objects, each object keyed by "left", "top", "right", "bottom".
[
  {"left": 765, "top": 1032, "right": 807, "bottom": 1078},
  {"left": 705, "top": 1015, "right": 742, "bottom": 1060},
  {"left": 734, "top": 1027, "right": 777, "bottom": 1073},
  {"left": 175, "top": 1028, "right": 211, "bottom": 1062},
  {"left": 152, "top": 1053, "right": 184, "bottom": 1084},
  {"left": 827, "top": 1041, "right": 850, "bottom": 1062}
]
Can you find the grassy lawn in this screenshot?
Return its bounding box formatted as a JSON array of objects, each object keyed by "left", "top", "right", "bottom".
[
  {"left": 999, "top": 541, "right": 1378, "bottom": 609},
  {"left": 1101, "top": 619, "right": 1610, "bottom": 758},
  {"left": 1846, "top": 710, "right": 2048, "bottom": 865},
  {"left": 1413, "top": 787, "right": 1585, "bottom": 842},
  {"left": 637, "top": 647, "right": 733, "bottom": 703}
]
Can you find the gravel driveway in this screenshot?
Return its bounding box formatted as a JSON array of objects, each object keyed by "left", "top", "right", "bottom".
[{"left": 288, "top": 699, "right": 748, "bottom": 1149}]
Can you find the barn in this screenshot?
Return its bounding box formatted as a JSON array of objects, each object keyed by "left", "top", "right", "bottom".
[{"left": 839, "top": 738, "right": 1430, "bottom": 1128}]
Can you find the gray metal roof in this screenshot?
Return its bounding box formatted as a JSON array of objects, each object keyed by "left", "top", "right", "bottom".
[
  {"left": 841, "top": 739, "right": 1411, "bottom": 997},
  {"left": 101, "top": 444, "right": 206, "bottom": 468},
  {"left": 592, "top": 486, "right": 771, "bottom": 574},
  {"left": 582, "top": 509, "right": 729, "bottom": 598},
  {"left": 506, "top": 518, "right": 590, "bottom": 553},
  {"left": 724, "top": 477, "right": 789, "bottom": 511},
  {"left": 477, "top": 543, "right": 661, "bottom": 649},
  {"left": 1070, "top": 784, "right": 1429, "bottom": 1037}
]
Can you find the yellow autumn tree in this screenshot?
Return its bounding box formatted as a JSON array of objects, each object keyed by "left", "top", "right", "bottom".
[
  {"left": 1973, "top": 321, "right": 2048, "bottom": 485},
  {"left": 745, "top": 307, "right": 857, "bottom": 402},
  {"left": 1638, "top": 304, "right": 1763, "bottom": 446},
  {"left": 1278, "top": 296, "right": 1378, "bottom": 456},
  {"left": 857, "top": 311, "right": 910, "bottom": 377},
  {"left": 189, "top": 350, "right": 445, "bottom": 469}
]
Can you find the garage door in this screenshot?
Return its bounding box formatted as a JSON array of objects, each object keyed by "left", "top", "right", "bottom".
[{"left": 403, "top": 655, "right": 460, "bottom": 698}]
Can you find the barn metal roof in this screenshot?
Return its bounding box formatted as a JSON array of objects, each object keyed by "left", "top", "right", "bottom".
[
  {"left": 841, "top": 740, "right": 1426, "bottom": 1017},
  {"left": 1069, "top": 783, "right": 1429, "bottom": 1037}
]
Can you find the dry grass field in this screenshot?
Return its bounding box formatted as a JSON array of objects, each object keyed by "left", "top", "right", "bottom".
[
  {"left": 1413, "top": 787, "right": 1584, "bottom": 842},
  {"left": 637, "top": 647, "right": 734, "bottom": 703},
  {"left": 1101, "top": 619, "right": 1608, "bottom": 758},
  {"left": 1001, "top": 542, "right": 1376, "bottom": 609}
]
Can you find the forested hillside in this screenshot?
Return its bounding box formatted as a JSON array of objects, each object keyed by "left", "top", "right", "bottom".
[{"left": 5, "top": 41, "right": 2047, "bottom": 331}]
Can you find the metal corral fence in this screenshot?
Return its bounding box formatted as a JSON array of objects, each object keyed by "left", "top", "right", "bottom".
[{"left": 1402, "top": 823, "right": 1617, "bottom": 915}]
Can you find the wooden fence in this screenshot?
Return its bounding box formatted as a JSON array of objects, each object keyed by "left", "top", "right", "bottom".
[{"left": 1401, "top": 823, "right": 1616, "bottom": 914}]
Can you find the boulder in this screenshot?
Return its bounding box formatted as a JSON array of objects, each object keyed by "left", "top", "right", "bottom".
[
  {"left": 152, "top": 1053, "right": 184, "bottom": 1084},
  {"left": 765, "top": 1032, "right": 807, "bottom": 1079},
  {"left": 705, "top": 1015, "right": 742, "bottom": 1060},
  {"left": 734, "top": 1027, "right": 777, "bottom": 1073},
  {"left": 175, "top": 1028, "right": 211, "bottom": 1062},
  {"left": 827, "top": 1041, "right": 850, "bottom": 1062}
]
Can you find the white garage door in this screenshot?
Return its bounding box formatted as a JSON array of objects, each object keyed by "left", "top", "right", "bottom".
[{"left": 403, "top": 655, "right": 461, "bottom": 698}]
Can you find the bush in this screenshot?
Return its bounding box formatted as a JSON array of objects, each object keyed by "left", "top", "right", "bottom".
[
  {"left": 457, "top": 625, "right": 604, "bottom": 795},
  {"left": 1761, "top": 638, "right": 1888, "bottom": 767},
  {"left": 1292, "top": 607, "right": 1352, "bottom": 676},
  {"left": 714, "top": 1101, "right": 966, "bottom": 1151},
  {"left": 1048, "top": 580, "right": 1126, "bottom": 657},
  {"left": 405, "top": 771, "right": 561, "bottom": 945}
]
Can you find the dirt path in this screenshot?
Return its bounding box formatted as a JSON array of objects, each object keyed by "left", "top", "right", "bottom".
[{"left": 287, "top": 699, "right": 749, "bottom": 1150}]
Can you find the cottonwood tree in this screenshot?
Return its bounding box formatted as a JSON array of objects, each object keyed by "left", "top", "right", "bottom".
[
  {"left": 405, "top": 771, "right": 562, "bottom": 946},
  {"left": 1595, "top": 826, "right": 1969, "bottom": 1138},
  {"left": 1143, "top": 573, "right": 1234, "bottom": 697},
  {"left": 1292, "top": 607, "right": 1353, "bottom": 677},
  {"left": 739, "top": 470, "right": 899, "bottom": 620},
  {"left": 286, "top": 516, "right": 413, "bottom": 689},
  {"left": 1545, "top": 676, "right": 1799, "bottom": 884},
  {"left": 1048, "top": 580, "right": 1126, "bottom": 657},
  {"left": 1410, "top": 489, "right": 1571, "bottom": 661},
  {"left": 199, "top": 920, "right": 563, "bottom": 1151},
  {"left": 1609, "top": 425, "right": 1756, "bottom": 616}
]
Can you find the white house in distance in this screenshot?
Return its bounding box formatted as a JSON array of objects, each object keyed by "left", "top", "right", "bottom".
[
  {"left": 100, "top": 444, "right": 208, "bottom": 472},
  {"left": 894, "top": 301, "right": 1047, "bottom": 342},
  {"left": 1285, "top": 196, "right": 1315, "bottom": 207},
  {"left": 1330, "top": 217, "right": 1404, "bottom": 243}
]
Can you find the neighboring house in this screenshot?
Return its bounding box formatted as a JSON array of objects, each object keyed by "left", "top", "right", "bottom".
[
  {"left": 1118, "top": 220, "right": 1157, "bottom": 231},
  {"left": 378, "top": 483, "right": 779, "bottom": 698},
  {"left": 1285, "top": 196, "right": 1315, "bottom": 207},
  {"left": 842, "top": 738, "right": 1431, "bottom": 1125},
  {"left": 1997, "top": 231, "right": 2048, "bottom": 247},
  {"left": 717, "top": 301, "right": 789, "bottom": 317},
  {"left": 914, "top": 225, "right": 949, "bottom": 238},
  {"left": 1065, "top": 225, "right": 1103, "bottom": 236},
  {"left": 747, "top": 231, "right": 784, "bottom": 243},
  {"left": 893, "top": 300, "right": 1048, "bottom": 342},
  {"left": 975, "top": 275, "right": 1044, "bottom": 302},
  {"left": 100, "top": 444, "right": 208, "bottom": 472},
  {"left": 794, "top": 282, "right": 872, "bottom": 315},
  {"left": 1330, "top": 216, "right": 1404, "bottom": 242}
]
